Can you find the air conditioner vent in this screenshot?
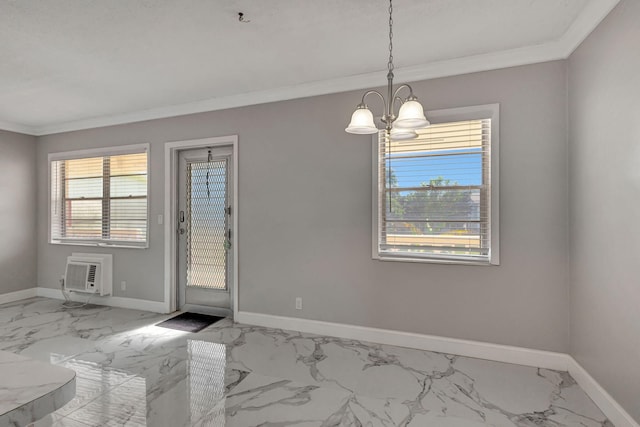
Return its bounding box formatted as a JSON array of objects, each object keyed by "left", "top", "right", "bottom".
[
  {"left": 87, "top": 264, "right": 97, "bottom": 283},
  {"left": 66, "top": 263, "right": 89, "bottom": 291}
]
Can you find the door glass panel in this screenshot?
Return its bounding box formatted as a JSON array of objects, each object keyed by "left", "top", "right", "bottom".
[{"left": 186, "top": 159, "right": 227, "bottom": 289}]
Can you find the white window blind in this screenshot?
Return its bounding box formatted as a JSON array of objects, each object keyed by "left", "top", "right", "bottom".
[
  {"left": 50, "top": 148, "right": 149, "bottom": 247},
  {"left": 377, "top": 119, "right": 493, "bottom": 262}
]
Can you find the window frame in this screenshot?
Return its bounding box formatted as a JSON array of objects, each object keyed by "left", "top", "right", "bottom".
[
  {"left": 372, "top": 104, "right": 500, "bottom": 265},
  {"left": 48, "top": 143, "right": 151, "bottom": 249}
]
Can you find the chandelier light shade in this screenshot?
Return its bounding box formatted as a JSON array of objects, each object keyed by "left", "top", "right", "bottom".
[
  {"left": 345, "top": 0, "right": 429, "bottom": 140},
  {"left": 345, "top": 105, "right": 378, "bottom": 134},
  {"left": 390, "top": 126, "right": 418, "bottom": 141},
  {"left": 394, "top": 98, "right": 430, "bottom": 129}
]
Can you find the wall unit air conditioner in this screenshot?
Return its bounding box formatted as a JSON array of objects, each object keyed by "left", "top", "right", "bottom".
[{"left": 64, "top": 253, "right": 113, "bottom": 296}]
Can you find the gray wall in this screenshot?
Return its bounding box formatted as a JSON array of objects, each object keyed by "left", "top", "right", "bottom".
[
  {"left": 568, "top": 0, "right": 640, "bottom": 422},
  {"left": 0, "top": 130, "right": 37, "bottom": 294},
  {"left": 37, "top": 60, "right": 569, "bottom": 352}
]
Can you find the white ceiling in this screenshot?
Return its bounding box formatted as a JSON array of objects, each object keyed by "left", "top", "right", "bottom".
[{"left": 0, "top": 0, "right": 619, "bottom": 135}]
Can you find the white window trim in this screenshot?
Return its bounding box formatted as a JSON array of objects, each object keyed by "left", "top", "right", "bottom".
[
  {"left": 48, "top": 143, "right": 151, "bottom": 249},
  {"left": 372, "top": 104, "right": 500, "bottom": 266}
]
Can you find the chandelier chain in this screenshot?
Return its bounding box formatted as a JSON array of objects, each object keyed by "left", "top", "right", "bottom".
[{"left": 387, "top": 0, "right": 394, "bottom": 74}]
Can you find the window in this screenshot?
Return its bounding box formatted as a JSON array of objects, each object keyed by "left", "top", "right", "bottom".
[
  {"left": 50, "top": 145, "right": 149, "bottom": 248},
  {"left": 374, "top": 105, "right": 499, "bottom": 264}
]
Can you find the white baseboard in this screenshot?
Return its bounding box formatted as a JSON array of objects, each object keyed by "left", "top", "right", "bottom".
[
  {"left": 235, "top": 311, "right": 570, "bottom": 371},
  {"left": 36, "top": 287, "right": 168, "bottom": 313},
  {"left": 236, "top": 311, "right": 639, "bottom": 427},
  {"left": 567, "top": 357, "right": 639, "bottom": 427},
  {"left": 0, "top": 287, "right": 38, "bottom": 305}
]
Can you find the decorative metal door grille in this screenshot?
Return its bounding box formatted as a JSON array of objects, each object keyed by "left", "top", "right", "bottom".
[{"left": 186, "top": 159, "right": 228, "bottom": 289}]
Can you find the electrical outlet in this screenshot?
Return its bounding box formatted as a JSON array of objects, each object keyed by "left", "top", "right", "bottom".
[
  {"left": 157, "top": 214, "right": 163, "bottom": 225},
  {"left": 121, "top": 281, "right": 126, "bottom": 291},
  {"left": 295, "top": 297, "right": 302, "bottom": 310}
]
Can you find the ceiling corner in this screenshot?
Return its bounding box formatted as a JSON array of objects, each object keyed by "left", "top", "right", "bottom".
[
  {"left": 558, "top": 0, "right": 621, "bottom": 58},
  {"left": 0, "top": 120, "right": 37, "bottom": 136}
]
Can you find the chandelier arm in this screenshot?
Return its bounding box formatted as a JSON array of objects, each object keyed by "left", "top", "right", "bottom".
[
  {"left": 392, "top": 84, "right": 415, "bottom": 101},
  {"left": 360, "top": 90, "right": 388, "bottom": 121},
  {"left": 361, "top": 89, "right": 386, "bottom": 105}
]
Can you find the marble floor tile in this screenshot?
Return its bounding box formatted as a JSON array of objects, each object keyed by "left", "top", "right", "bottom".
[
  {"left": 32, "top": 414, "right": 93, "bottom": 427},
  {"left": 54, "top": 359, "right": 136, "bottom": 416},
  {"left": 1, "top": 298, "right": 611, "bottom": 427},
  {"left": 65, "top": 377, "right": 147, "bottom": 427},
  {"left": 223, "top": 372, "right": 352, "bottom": 426}
]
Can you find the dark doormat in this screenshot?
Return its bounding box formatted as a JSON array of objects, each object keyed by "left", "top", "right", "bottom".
[{"left": 155, "top": 312, "right": 224, "bottom": 333}]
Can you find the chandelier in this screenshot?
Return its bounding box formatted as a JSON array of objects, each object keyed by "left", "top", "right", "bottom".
[{"left": 345, "top": 0, "right": 429, "bottom": 140}]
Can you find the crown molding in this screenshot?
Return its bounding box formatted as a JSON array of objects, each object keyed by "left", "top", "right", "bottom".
[
  {"left": 0, "top": 119, "right": 36, "bottom": 136},
  {"left": 20, "top": 42, "right": 571, "bottom": 136},
  {"left": 2, "top": 0, "right": 620, "bottom": 137}
]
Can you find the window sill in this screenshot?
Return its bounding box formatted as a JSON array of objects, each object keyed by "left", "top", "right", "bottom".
[
  {"left": 50, "top": 241, "right": 148, "bottom": 250},
  {"left": 375, "top": 254, "right": 496, "bottom": 266}
]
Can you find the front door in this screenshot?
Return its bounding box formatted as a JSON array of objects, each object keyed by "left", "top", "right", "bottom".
[{"left": 177, "top": 147, "right": 233, "bottom": 317}]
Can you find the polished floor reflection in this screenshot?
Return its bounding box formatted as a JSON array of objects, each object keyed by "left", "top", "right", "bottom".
[{"left": 0, "top": 298, "right": 610, "bottom": 427}]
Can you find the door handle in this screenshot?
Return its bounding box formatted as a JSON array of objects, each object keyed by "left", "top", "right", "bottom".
[
  {"left": 178, "top": 210, "right": 186, "bottom": 235},
  {"left": 224, "top": 229, "right": 232, "bottom": 250}
]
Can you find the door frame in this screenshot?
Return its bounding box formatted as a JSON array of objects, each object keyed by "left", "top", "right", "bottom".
[{"left": 164, "top": 135, "right": 238, "bottom": 316}]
